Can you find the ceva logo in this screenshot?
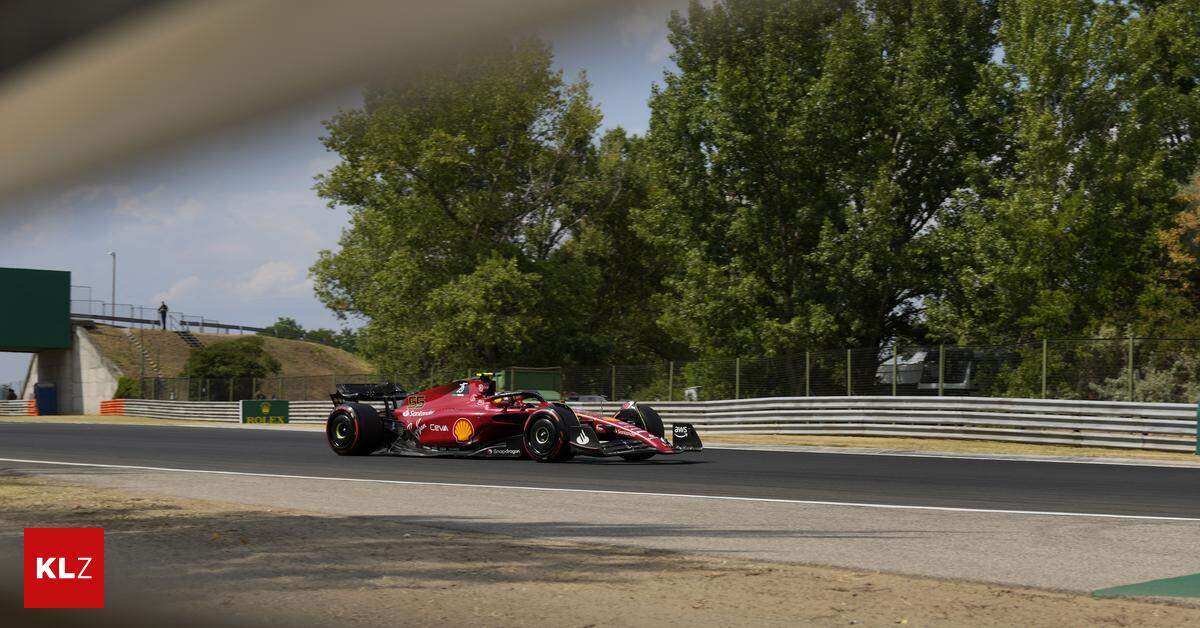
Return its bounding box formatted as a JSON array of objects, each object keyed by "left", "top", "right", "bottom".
[{"left": 24, "top": 528, "right": 104, "bottom": 608}]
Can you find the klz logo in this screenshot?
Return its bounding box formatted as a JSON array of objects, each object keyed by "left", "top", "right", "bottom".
[{"left": 24, "top": 528, "right": 104, "bottom": 608}]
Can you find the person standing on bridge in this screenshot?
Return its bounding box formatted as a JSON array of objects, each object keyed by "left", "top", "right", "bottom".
[{"left": 158, "top": 301, "right": 169, "bottom": 330}]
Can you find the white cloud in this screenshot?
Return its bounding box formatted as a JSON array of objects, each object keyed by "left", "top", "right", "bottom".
[
  {"left": 153, "top": 275, "right": 201, "bottom": 304},
  {"left": 617, "top": 2, "right": 687, "bottom": 66},
  {"left": 227, "top": 261, "right": 312, "bottom": 298},
  {"left": 107, "top": 185, "right": 203, "bottom": 228}
]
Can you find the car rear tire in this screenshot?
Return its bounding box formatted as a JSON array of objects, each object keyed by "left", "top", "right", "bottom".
[
  {"left": 523, "top": 412, "right": 571, "bottom": 462},
  {"left": 615, "top": 404, "right": 664, "bottom": 461},
  {"left": 326, "top": 403, "right": 383, "bottom": 456}
]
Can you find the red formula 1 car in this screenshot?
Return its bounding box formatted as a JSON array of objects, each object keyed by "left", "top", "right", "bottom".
[{"left": 324, "top": 374, "right": 702, "bottom": 462}]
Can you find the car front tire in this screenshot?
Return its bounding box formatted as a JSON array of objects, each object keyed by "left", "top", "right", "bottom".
[{"left": 615, "top": 404, "right": 665, "bottom": 461}]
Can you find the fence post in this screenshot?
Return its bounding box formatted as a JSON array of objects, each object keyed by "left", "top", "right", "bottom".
[
  {"left": 805, "top": 351, "right": 811, "bottom": 397},
  {"left": 611, "top": 365, "right": 616, "bottom": 401},
  {"left": 1041, "top": 339, "right": 1048, "bottom": 399},
  {"left": 938, "top": 344, "right": 945, "bottom": 397},
  {"left": 735, "top": 357, "right": 741, "bottom": 399},
  {"left": 1128, "top": 335, "right": 1135, "bottom": 402},
  {"left": 846, "top": 349, "right": 852, "bottom": 396},
  {"left": 668, "top": 361, "right": 674, "bottom": 402},
  {"left": 229, "top": 378, "right": 234, "bottom": 402},
  {"left": 892, "top": 345, "right": 898, "bottom": 397}
]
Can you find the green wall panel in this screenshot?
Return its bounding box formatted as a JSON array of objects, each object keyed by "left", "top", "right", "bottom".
[{"left": 0, "top": 267, "right": 71, "bottom": 351}]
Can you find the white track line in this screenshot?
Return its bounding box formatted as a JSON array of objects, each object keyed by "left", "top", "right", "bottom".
[{"left": 2, "top": 457, "right": 1199, "bottom": 522}]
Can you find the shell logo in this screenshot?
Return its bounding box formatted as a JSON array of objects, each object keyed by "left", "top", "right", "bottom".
[{"left": 452, "top": 418, "right": 474, "bottom": 443}]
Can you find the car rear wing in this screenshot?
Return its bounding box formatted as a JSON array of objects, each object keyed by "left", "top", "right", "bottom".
[{"left": 330, "top": 383, "right": 408, "bottom": 409}]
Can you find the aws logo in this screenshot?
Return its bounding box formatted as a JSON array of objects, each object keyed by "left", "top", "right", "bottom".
[{"left": 452, "top": 418, "right": 474, "bottom": 443}]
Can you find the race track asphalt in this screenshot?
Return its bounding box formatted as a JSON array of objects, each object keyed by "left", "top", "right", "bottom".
[{"left": 2, "top": 423, "right": 1199, "bottom": 518}]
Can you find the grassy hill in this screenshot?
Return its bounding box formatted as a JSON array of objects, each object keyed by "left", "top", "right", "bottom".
[{"left": 86, "top": 324, "right": 373, "bottom": 378}]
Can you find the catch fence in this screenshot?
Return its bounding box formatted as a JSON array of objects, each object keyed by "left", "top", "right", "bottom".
[{"left": 129, "top": 337, "right": 1200, "bottom": 404}]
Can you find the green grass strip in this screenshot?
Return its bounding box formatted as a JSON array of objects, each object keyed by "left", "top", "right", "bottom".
[{"left": 1094, "top": 572, "right": 1200, "bottom": 599}]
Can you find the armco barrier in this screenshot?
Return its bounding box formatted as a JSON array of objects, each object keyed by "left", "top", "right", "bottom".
[
  {"left": 92, "top": 395, "right": 1199, "bottom": 453},
  {"left": 289, "top": 400, "right": 386, "bottom": 423},
  {"left": 571, "top": 396, "right": 1199, "bottom": 453},
  {"left": 120, "top": 399, "right": 239, "bottom": 421},
  {"left": 0, "top": 399, "right": 35, "bottom": 416}
]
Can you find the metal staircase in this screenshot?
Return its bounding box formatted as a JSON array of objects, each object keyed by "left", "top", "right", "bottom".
[
  {"left": 175, "top": 330, "right": 204, "bottom": 349},
  {"left": 124, "top": 329, "right": 162, "bottom": 377}
]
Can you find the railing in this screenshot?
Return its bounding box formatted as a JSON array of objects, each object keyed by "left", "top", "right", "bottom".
[{"left": 69, "top": 299, "right": 267, "bottom": 333}]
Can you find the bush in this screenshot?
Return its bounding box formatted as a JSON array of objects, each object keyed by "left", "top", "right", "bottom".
[
  {"left": 183, "top": 337, "right": 281, "bottom": 379},
  {"left": 113, "top": 377, "right": 141, "bottom": 399}
]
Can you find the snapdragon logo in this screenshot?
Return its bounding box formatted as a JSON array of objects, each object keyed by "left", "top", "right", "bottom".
[{"left": 24, "top": 528, "right": 104, "bottom": 608}]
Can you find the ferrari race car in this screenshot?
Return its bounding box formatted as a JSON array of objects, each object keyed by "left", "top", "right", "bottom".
[{"left": 324, "top": 374, "right": 702, "bottom": 462}]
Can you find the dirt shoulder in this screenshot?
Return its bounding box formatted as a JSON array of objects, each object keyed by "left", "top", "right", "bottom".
[{"left": 1, "top": 472, "right": 1196, "bottom": 627}]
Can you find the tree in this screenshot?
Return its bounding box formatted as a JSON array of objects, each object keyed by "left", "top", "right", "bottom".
[
  {"left": 641, "top": 0, "right": 1003, "bottom": 357},
  {"left": 182, "top": 337, "right": 281, "bottom": 379},
  {"left": 264, "top": 316, "right": 360, "bottom": 353},
  {"left": 263, "top": 317, "right": 306, "bottom": 340},
  {"left": 302, "top": 327, "right": 360, "bottom": 354},
  {"left": 312, "top": 38, "right": 665, "bottom": 375},
  {"left": 927, "top": 0, "right": 1200, "bottom": 342}
]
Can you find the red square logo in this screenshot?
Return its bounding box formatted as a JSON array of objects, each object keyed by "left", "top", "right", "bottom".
[{"left": 23, "top": 528, "right": 104, "bottom": 608}]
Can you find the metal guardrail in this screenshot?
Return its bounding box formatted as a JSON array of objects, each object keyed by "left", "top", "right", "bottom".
[
  {"left": 289, "top": 400, "right": 384, "bottom": 423},
  {"left": 40, "top": 396, "right": 1200, "bottom": 454},
  {"left": 569, "top": 396, "right": 1199, "bottom": 453},
  {"left": 120, "top": 399, "right": 239, "bottom": 421},
  {"left": 0, "top": 400, "right": 32, "bottom": 416}
]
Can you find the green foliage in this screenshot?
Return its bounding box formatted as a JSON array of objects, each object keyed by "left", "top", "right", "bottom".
[
  {"left": 263, "top": 317, "right": 359, "bottom": 353},
  {"left": 310, "top": 5, "right": 1200, "bottom": 383},
  {"left": 1089, "top": 363, "right": 1200, "bottom": 403},
  {"left": 641, "top": 0, "right": 1004, "bottom": 357},
  {"left": 312, "top": 39, "right": 667, "bottom": 375},
  {"left": 182, "top": 337, "right": 281, "bottom": 379},
  {"left": 113, "top": 377, "right": 141, "bottom": 399},
  {"left": 927, "top": 0, "right": 1200, "bottom": 341},
  {"left": 263, "top": 317, "right": 305, "bottom": 340}
]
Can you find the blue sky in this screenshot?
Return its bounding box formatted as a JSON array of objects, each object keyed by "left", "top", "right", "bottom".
[{"left": 0, "top": 3, "right": 686, "bottom": 388}]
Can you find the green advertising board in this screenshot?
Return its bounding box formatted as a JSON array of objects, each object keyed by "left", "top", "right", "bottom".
[
  {"left": 0, "top": 267, "right": 70, "bottom": 351},
  {"left": 241, "top": 399, "right": 289, "bottom": 424}
]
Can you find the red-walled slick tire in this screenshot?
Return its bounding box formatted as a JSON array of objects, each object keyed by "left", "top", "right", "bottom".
[
  {"left": 326, "top": 403, "right": 383, "bottom": 456},
  {"left": 523, "top": 411, "right": 571, "bottom": 462}
]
